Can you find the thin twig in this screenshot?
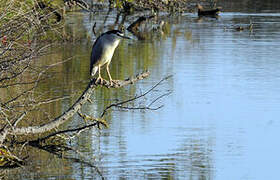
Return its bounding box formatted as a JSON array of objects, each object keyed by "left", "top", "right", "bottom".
[
  {"left": 101, "top": 75, "right": 172, "bottom": 117},
  {"left": 147, "top": 91, "right": 172, "bottom": 107}
]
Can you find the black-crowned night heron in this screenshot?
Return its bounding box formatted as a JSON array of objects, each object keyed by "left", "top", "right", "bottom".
[{"left": 90, "top": 30, "right": 130, "bottom": 85}]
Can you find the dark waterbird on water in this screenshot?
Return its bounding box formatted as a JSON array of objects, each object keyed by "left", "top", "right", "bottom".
[
  {"left": 197, "top": 3, "right": 221, "bottom": 17},
  {"left": 90, "top": 30, "right": 130, "bottom": 85}
]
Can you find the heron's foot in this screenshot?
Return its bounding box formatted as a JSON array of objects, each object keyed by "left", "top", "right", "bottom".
[
  {"left": 95, "top": 77, "right": 104, "bottom": 85},
  {"left": 109, "top": 80, "right": 120, "bottom": 87},
  {"left": 109, "top": 80, "right": 115, "bottom": 86}
]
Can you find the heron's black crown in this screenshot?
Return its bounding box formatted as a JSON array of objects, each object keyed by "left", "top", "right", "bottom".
[{"left": 104, "top": 30, "right": 124, "bottom": 37}]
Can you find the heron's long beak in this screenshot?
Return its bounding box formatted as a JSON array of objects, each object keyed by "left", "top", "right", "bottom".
[{"left": 120, "top": 34, "right": 131, "bottom": 39}]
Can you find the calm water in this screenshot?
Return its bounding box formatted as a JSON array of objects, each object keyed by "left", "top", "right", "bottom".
[{"left": 5, "top": 4, "right": 280, "bottom": 180}]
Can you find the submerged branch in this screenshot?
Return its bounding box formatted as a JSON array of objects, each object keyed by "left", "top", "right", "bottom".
[
  {"left": 127, "top": 16, "right": 155, "bottom": 40},
  {"left": 26, "top": 141, "right": 104, "bottom": 179}
]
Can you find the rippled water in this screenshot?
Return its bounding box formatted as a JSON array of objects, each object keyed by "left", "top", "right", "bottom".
[
  {"left": 5, "top": 4, "right": 280, "bottom": 180},
  {"left": 79, "top": 11, "right": 280, "bottom": 180}
]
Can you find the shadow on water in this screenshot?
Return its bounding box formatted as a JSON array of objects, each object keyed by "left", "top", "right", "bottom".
[{"left": 3, "top": 1, "right": 280, "bottom": 179}]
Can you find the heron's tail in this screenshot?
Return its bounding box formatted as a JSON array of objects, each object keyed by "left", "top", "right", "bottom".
[{"left": 90, "top": 66, "right": 98, "bottom": 77}]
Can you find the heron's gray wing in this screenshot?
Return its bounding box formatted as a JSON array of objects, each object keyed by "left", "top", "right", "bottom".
[{"left": 90, "top": 36, "right": 104, "bottom": 75}]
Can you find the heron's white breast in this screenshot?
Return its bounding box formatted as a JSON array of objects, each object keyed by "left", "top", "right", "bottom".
[{"left": 100, "top": 37, "right": 120, "bottom": 65}]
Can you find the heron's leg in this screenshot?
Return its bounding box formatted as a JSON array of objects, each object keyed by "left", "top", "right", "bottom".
[
  {"left": 106, "top": 64, "right": 113, "bottom": 85},
  {"left": 98, "top": 65, "right": 102, "bottom": 79},
  {"left": 96, "top": 65, "right": 103, "bottom": 84}
]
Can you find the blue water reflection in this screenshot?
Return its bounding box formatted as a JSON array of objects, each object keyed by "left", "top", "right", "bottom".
[{"left": 71, "top": 11, "right": 280, "bottom": 180}]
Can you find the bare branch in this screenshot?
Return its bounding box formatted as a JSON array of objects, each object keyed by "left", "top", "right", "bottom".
[
  {"left": 28, "top": 122, "right": 99, "bottom": 143},
  {"left": 0, "top": 71, "right": 150, "bottom": 145},
  {"left": 147, "top": 91, "right": 172, "bottom": 107},
  {"left": 115, "top": 104, "right": 164, "bottom": 111},
  {"left": 101, "top": 75, "right": 172, "bottom": 117},
  {"left": 92, "top": 71, "right": 150, "bottom": 88}
]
